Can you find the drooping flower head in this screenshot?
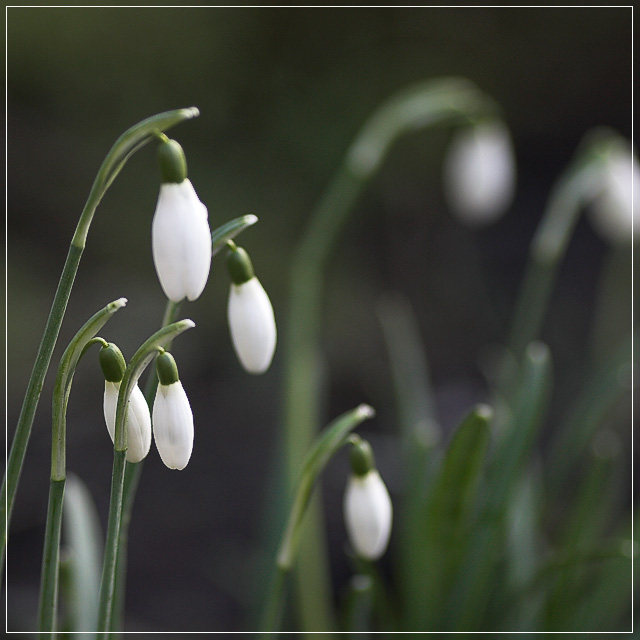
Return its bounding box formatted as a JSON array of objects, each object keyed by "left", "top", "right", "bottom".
[
  {"left": 443, "top": 119, "right": 516, "bottom": 226},
  {"left": 588, "top": 138, "right": 640, "bottom": 244},
  {"left": 152, "top": 138, "right": 212, "bottom": 302},
  {"left": 152, "top": 350, "right": 194, "bottom": 470},
  {"left": 226, "top": 243, "right": 277, "bottom": 375},
  {"left": 343, "top": 438, "right": 392, "bottom": 561},
  {"left": 99, "top": 342, "right": 152, "bottom": 464}
]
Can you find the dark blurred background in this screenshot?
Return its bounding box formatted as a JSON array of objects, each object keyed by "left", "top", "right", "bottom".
[{"left": 6, "top": 6, "right": 633, "bottom": 633}]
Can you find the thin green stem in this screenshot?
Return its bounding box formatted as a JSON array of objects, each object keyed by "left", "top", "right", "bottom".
[
  {"left": 282, "top": 77, "right": 500, "bottom": 631},
  {"left": 37, "top": 300, "right": 126, "bottom": 636},
  {"left": 499, "top": 129, "right": 626, "bottom": 401},
  {"left": 37, "top": 479, "right": 65, "bottom": 637},
  {"left": 108, "top": 299, "right": 182, "bottom": 636},
  {"left": 97, "top": 319, "right": 195, "bottom": 634},
  {"left": 2, "top": 244, "right": 82, "bottom": 569},
  {"left": 3, "top": 108, "right": 199, "bottom": 570},
  {"left": 258, "top": 567, "right": 287, "bottom": 639},
  {"left": 96, "top": 450, "right": 127, "bottom": 638}
]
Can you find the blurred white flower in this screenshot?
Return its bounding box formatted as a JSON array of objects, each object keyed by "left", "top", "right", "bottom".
[
  {"left": 152, "top": 380, "right": 194, "bottom": 470},
  {"left": 588, "top": 143, "right": 640, "bottom": 244},
  {"left": 343, "top": 469, "right": 393, "bottom": 560},
  {"left": 443, "top": 120, "right": 516, "bottom": 226},
  {"left": 103, "top": 381, "right": 152, "bottom": 464},
  {"left": 152, "top": 179, "right": 212, "bottom": 303}
]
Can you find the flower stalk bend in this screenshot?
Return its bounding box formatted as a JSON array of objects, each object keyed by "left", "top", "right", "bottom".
[{"left": 38, "top": 298, "right": 127, "bottom": 636}]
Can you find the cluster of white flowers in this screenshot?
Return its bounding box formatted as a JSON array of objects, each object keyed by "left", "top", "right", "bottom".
[
  {"left": 99, "top": 137, "right": 277, "bottom": 470},
  {"left": 99, "top": 342, "right": 194, "bottom": 470}
]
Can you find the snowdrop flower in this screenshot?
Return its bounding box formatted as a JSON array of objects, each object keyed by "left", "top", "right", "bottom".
[
  {"left": 99, "top": 342, "right": 152, "bottom": 464},
  {"left": 152, "top": 350, "right": 194, "bottom": 470},
  {"left": 343, "top": 439, "right": 392, "bottom": 561},
  {"left": 226, "top": 243, "right": 277, "bottom": 374},
  {"left": 443, "top": 120, "right": 516, "bottom": 226},
  {"left": 152, "top": 138, "right": 212, "bottom": 302},
  {"left": 588, "top": 140, "right": 640, "bottom": 244}
]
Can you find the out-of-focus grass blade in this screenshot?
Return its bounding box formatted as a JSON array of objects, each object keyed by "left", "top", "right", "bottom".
[
  {"left": 547, "top": 333, "right": 633, "bottom": 493},
  {"left": 404, "top": 404, "right": 491, "bottom": 630},
  {"left": 62, "top": 473, "right": 103, "bottom": 636},
  {"left": 545, "top": 430, "right": 625, "bottom": 629},
  {"left": 446, "top": 342, "right": 552, "bottom": 631},
  {"left": 377, "top": 294, "right": 443, "bottom": 631},
  {"left": 557, "top": 539, "right": 634, "bottom": 631},
  {"left": 499, "top": 463, "right": 545, "bottom": 631}
]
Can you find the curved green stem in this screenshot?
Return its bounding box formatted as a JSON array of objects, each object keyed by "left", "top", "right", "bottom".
[
  {"left": 500, "top": 129, "right": 626, "bottom": 397},
  {"left": 37, "top": 299, "right": 127, "bottom": 636},
  {"left": 97, "top": 319, "right": 195, "bottom": 636},
  {"left": 3, "top": 107, "right": 199, "bottom": 570},
  {"left": 261, "top": 404, "right": 375, "bottom": 636},
  {"left": 282, "top": 77, "right": 501, "bottom": 631}
]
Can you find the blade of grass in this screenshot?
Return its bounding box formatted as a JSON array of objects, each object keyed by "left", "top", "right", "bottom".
[
  {"left": 404, "top": 405, "right": 492, "bottom": 631},
  {"left": 447, "top": 342, "right": 552, "bottom": 631}
]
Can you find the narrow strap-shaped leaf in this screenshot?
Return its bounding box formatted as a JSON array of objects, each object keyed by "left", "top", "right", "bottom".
[
  {"left": 447, "top": 342, "right": 552, "bottom": 631},
  {"left": 62, "top": 473, "right": 103, "bottom": 636},
  {"left": 404, "top": 405, "right": 492, "bottom": 630}
]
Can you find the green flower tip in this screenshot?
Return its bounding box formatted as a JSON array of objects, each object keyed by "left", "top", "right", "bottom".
[
  {"left": 184, "top": 106, "right": 200, "bottom": 119},
  {"left": 350, "top": 438, "right": 376, "bottom": 477},
  {"left": 226, "top": 245, "right": 255, "bottom": 285},
  {"left": 158, "top": 138, "right": 188, "bottom": 184},
  {"left": 99, "top": 343, "right": 126, "bottom": 383},
  {"left": 156, "top": 351, "right": 180, "bottom": 385}
]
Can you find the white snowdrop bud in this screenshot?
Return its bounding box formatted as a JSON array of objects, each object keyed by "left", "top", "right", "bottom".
[
  {"left": 343, "top": 440, "right": 392, "bottom": 561},
  {"left": 152, "top": 351, "right": 194, "bottom": 470},
  {"left": 443, "top": 120, "right": 516, "bottom": 226},
  {"left": 100, "top": 342, "right": 152, "bottom": 464},
  {"left": 226, "top": 244, "right": 277, "bottom": 375},
  {"left": 588, "top": 141, "right": 640, "bottom": 244},
  {"left": 152, "top": 139, "right": 212, "bottom": 302}
]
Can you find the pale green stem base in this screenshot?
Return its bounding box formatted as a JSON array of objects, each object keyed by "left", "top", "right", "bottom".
[{"left": 37, "top": 479, "right": 66, "bottom": 637}]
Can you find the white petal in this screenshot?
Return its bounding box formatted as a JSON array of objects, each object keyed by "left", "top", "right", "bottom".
[
  {"left": 152, "top": 179, "right": 212, "bottom": 302},
  {"left": 152, "top": 381, "right": 194, "bottom": 470},
  {"left": 589, "top": 146, "right": 640, "bottom": 244},
  {"left": 443, "top": 121, "right": 516, "bottom": 225},
  {"left": 227, "top": 277, "right": 277, "bottom": 374},
  {"left": 125, "top": 384, "right": 152, "bottom": 463},
  {"left": 343, "top": 470, "right": 393, "bottom": 560},
  {"left": 103, "top": 381, "right": 119, "bottom": 443},
  {"left": 103, "top": 382, "right": 152, "bottom": 463}
]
